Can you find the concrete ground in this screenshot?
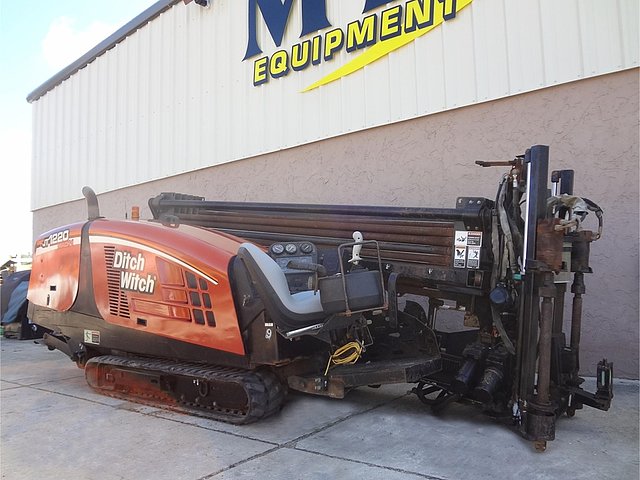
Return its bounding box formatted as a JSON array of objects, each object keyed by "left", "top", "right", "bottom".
[{"left": 1, "top": 338, "right": 638, "bottom": 480}]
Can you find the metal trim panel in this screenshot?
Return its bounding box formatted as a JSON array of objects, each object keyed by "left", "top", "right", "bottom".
[{"left": 30, "top": 0, "right": 639, "bottom": 210}]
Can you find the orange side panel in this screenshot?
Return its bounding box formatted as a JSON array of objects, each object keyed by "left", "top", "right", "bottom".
[
  {"left": 161, "top": 288, "right": 188, "bottom": 303},
  {"left": 156, "top": 258, "right": 185, "bottom": 286},
  {"left": 87, "top": 220, "right": 247, "bottom": 356},
  {"left": 130, "top": 299, "right": 192, "bottom": 321},
  {"left": 27, "top": 224, "right": 84, "bottom": 312}
]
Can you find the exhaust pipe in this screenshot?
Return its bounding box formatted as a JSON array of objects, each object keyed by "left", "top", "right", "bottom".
[{"left": 82, "top": 186, "right": 101, "bottom": 220}]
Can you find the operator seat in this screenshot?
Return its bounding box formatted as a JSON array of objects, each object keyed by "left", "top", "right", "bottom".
[{"left": 236, "top": 243, "right": 327, "bottom": 332}]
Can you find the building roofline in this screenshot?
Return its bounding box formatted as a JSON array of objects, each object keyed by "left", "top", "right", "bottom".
[{"left": 26, "top": 0, "right": 180, "bottom": 103}]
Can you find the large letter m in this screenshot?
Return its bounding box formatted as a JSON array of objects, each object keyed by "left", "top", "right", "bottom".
[{"left": 244, "top": 0, "right": 331, "bottom": 60}]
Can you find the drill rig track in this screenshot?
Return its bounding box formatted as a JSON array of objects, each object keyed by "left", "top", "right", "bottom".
[{"left": 84, "top": 355, "right": 285, "bottom": 424}]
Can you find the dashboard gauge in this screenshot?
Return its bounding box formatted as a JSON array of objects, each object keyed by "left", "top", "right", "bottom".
[
  {"left": 300, "top": 243, "right": 313, "bottom": 254},
  {"left": 271, "top": 243, "right": 285, "bottom": 255},
  {"left": 285, "top": 243, "right": 298, "bottom": 254}
]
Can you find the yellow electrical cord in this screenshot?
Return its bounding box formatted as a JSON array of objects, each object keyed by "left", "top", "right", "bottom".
[{"left": 324, "top": 341, "right": 363, "bottom": 376}]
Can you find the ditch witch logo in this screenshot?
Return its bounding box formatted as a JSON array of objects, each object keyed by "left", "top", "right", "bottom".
[
  {"left": 113, "top": 250, "right": 156, "bottom": 294},
  {"left": 244, "top": 0, "right": 473, "bottom": 89}
]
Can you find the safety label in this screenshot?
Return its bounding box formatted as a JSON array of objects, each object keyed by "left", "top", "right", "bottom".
[
  {"left": 455, "top": 231, "right": 468, "bottom": 246},
  {"left": 467, "top": 247, "right": 481, "bottom": 269},
  {"left": 84, "top": 329, "right": 101, "bottom": 345},
  {"left": 454, "top": 246, "right": 467, "bottom": 268},
  {"left": 453, "top": 231, "right": 482, "bottom": 269},
  {"left": 467, "top": 232, "right": 482, "bottom": 247}
]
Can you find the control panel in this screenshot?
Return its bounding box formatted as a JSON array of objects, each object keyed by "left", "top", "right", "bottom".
[{"left": 268, "top": 241, "right": 318, "bottom": 293}]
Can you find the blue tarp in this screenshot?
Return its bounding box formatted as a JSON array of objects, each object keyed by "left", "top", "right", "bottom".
[{"left": 2, "top": 280, "right": 29, "bottom": 325}]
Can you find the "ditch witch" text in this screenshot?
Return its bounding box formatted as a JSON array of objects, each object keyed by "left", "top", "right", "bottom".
[{"left": 113, "top": 250, "right": 156, "bottom": 294}]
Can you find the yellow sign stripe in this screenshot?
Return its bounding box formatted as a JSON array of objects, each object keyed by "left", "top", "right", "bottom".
[{"left": 302, "top": 0, "right": 473, "bottom": 92}]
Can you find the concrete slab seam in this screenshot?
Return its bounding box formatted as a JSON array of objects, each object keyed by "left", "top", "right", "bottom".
[
  {"left": 22, "top": 375, "right": 409, "bottom": 451},
  {"left": 1, "top": 375, "right": 84, "bottom": 388},
  {"left": 291, "top": 445, "right": 448, "bottom": 480},
  {"left": 143, "top": 390, "right": 414, "bottom": 452},
  {"left": 0, "top": 384, "right": 24, "bottom": 391},
  {"left": 197, "top": 393, "right": 416, "bottom": 479},
  {"left": 281, "top": 393, "right": 413, "bottom": 448},
  {"left": 29, "top": 385, "right": 129, "bottom": 409},
  {"left": 25, "top": 384, "right": 286, "bottom": 447},
  {"left": 0, "top": 380, "right": 24, "bottom": 389},
  {"left": 196, "top": 445, "right": 282, "bottom": 480},
  {"left": 147, "top": 411, "right": 281, "bottom": 446}
]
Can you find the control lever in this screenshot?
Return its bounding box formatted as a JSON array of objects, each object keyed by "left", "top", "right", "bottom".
[
  {"left": 286, "top": 261, "right": 327, "bottom": 277},
  {"left": 349, "top": 231, "right": 364, "bottom": 265},
  {"left": 286, "top": 261, "right": 327, "bottom": 294}
]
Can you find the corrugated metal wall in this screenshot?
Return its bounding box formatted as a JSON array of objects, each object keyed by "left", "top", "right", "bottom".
[{"left": 31, "top": 0, "right": 639, "bottom": 209}]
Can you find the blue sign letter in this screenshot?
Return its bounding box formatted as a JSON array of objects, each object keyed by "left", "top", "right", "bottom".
[
  {"left": 244, "top": 0, "right": 331, "bottom": 60},
  {"left": 363, "top": 0, "right": 389, "bottom": 13}
]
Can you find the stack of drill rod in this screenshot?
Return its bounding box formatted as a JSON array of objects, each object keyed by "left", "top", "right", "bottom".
[{"left": 148, "top": 193, "right": 487, "bottom": 268}]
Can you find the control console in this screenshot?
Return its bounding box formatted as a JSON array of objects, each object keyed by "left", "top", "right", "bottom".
[{"left": 268, "top": 241, "right": 318, "bottom": 293}]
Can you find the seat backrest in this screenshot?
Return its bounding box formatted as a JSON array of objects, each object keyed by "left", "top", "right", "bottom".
[
  {"left": 237, "top": 243, "right": 324, "bottom": 319},
  {"left": 239, "top": 243, "right": 291, "bottom": 301}
]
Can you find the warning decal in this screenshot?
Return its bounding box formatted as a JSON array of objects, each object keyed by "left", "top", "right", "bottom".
[
  {"left": 467, "top": 247, "right": 481, "bottom": 269},
  {"left": 453, "top": 231, "right": 482, "bottom": 269},
  {"left": 454, "top": 246, "right": 467, "bottom": 268},
  {"left": 467, "top": 231, "right": 482, "bottom": 247},
  {"left": 455, "top": 231, "right": 468, "bottom": 246},
  {"left": 84, "top": 329, "right": 101, "bottom": 345}
]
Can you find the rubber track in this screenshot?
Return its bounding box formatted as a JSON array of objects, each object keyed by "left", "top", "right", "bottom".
[{"left": 85, "top": 355, "right": 285, "bottom": 425}]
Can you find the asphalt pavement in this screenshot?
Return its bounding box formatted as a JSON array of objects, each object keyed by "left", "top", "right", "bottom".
[{"left": 1, "top": 338, "right": 638, "bottom": 480}]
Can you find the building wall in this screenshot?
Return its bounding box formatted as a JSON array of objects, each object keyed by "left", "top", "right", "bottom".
[
  {"left": 33, "top": 68, "right": 640, "bottom": 378},
  {"left": 30, "top": 0, "right": 639, "bottom": 210}
]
